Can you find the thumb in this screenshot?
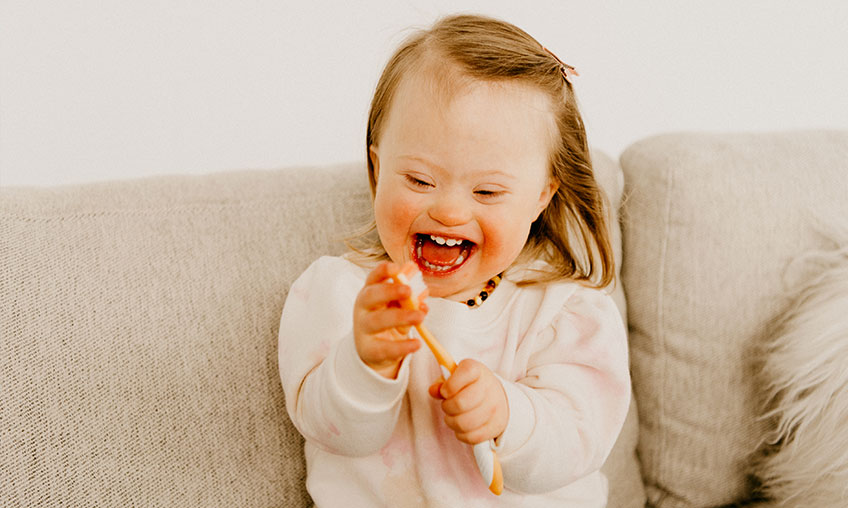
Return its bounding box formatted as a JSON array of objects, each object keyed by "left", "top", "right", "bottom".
[{"left": 428, "top": 377, "right": 446, "bottom": 399}]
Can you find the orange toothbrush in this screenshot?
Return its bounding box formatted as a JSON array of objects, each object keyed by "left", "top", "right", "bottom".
[{"left": 392, "top": 262, "right": 504, "bottom": 495}]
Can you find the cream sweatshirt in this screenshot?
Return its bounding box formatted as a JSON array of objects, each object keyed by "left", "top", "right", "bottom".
[{"left": 279, "top": 256, "right": 630, "bottom": 507}]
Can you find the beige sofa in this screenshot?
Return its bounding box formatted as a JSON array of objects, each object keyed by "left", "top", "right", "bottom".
[{"left": 2, "top": 130, "right": 846, "bottom": 507}]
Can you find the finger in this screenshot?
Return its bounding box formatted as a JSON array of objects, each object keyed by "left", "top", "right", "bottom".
[
  {"left": 444, "top": 404, "right": 496, "bottom": 444},
  {"left": 440, "top": 359, "right": 481, "bottom": 399},
  {"left": 428, "top": 377, "right": 445, "bottom": 399},
  {"left": 363, "top": 337, "right": 421, "bottom": 365},
  {"left": 441, "top": 377, "right": 486, "bottom": 416},
  {"left": 358, "top": 282, "right": 412, "bottom": 311},
  {"left": 360, "top": 308, "right": 425, "bottom": 335},
  {"left": 365, "top": 261, "right": 400, "bottom": 286},
  {"left": 454, "top": 425, "right": 497, "bottom": 445}
]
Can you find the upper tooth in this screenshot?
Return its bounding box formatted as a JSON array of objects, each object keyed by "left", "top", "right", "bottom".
[{"left": 429, "top": 234, "right": 464, "bottom": 246}]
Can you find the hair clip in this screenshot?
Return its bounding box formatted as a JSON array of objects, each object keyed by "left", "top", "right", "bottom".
[{"left": 542, "top": 46, "right": 580, "bottom": 85}]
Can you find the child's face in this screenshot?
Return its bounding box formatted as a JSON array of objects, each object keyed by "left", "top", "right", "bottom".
[{"left": 370, "top": 72, "right": 557, "bottom": 302}]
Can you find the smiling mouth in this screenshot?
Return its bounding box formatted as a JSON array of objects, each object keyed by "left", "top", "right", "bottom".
[{"left": 412, "top": 234, "right": 475, "bottom": 275}]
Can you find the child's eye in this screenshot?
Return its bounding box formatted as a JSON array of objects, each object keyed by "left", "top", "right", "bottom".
[
  {"left": 474, "top": 189, "right": 505, "bottom": 199},
  {"left": 405, "top": 175, "right": 433, "bottom": 188}
]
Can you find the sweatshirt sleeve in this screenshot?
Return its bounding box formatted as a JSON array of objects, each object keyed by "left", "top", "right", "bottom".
[
  {"left": 495, "top": 286, "right": 631, "bottom": 494},
  {"left": 278, "top": 256, "right": 410, "bottom": 457}
]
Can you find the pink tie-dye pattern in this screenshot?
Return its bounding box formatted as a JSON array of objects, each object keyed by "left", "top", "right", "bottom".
[
  {"left": 568, "top": 310, "right": 601, "bottom": 346},
  {"left": 287, "top": 282, "right": 308, "bottom": 301},
  {"left": 328, "top": 422, "right": 341, "bottom": 436},
  {"left": 380, "top": 433, "right": 412, "bottom": 469},
  {"left": 418, "top": 385, "right": 492, "bottom": 499}
]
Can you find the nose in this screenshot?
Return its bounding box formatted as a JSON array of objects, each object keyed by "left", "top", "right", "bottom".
[{"left": 427, "top": 189, "right": 472, "bottom": 227}]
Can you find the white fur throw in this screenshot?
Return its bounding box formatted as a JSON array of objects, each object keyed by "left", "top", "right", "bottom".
[{"left": 752, "top": 243, "right": 848, "bottom": 505}]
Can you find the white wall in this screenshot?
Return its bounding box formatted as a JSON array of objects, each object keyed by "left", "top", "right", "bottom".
[{"left": 2, "top": 1, "right": 847, "bottom": 187}]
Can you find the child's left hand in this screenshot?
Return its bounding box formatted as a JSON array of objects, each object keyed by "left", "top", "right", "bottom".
[{"left": 428, "top": 359, "right": 509, "bottom": 445}]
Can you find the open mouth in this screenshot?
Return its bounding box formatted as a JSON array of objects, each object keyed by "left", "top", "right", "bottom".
[{"left": 412, "top": 233, "right": 475, "bottom": 275}]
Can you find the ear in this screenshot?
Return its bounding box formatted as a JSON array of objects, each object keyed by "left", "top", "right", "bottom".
[
  {"left": 533, "top": 179, "right": 558, "bottom": 221},
  {"left": 368, "top": 145, "right": 380, "bottom": 184}
]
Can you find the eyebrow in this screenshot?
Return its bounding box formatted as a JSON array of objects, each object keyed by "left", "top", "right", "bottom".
[{"left": 399, "top": 155, "right": 517, "bottom": 181}]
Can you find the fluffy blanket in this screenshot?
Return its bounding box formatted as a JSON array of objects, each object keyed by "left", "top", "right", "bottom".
[{"left": 751, "top": 241, "right": 848, "bottom": 505}]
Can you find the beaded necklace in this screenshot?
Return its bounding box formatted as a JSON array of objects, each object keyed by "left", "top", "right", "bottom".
[{"left": 466, "top": 273, "right": 504, "bottom": 308}]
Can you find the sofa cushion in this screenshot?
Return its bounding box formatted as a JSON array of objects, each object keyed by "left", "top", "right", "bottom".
[
  {"left": 620, "top": 130, "right": 848, "bottom": 506},
  {"left": 591, "top": 150, "right": 646, "bottom": 508},
  {"left": 0, "top": 165, "right": 369, "bottom": 507},
  {"left": 0, "top": 148, "right": 643, "bottom": 506}
]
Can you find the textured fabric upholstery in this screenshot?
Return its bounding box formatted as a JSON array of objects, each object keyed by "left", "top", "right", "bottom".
[
  {"left": 1, "top": 166, "right": 368, "bottom": 507},
  {"left": 620, "top": 130, "right": 848, "bottom": 507},
  {"left": 592, "top": 150, "right": 646, "bottom": 508},
  {"left": 1, "top": 150, "right": 644, "bottom": 506}
]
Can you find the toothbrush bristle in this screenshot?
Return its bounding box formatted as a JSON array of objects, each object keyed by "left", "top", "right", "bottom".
[{"left": 397, "top": 262, "right": 428, "bottom": 302}]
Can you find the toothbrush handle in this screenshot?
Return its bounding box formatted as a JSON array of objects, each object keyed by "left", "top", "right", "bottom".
[
  {"left": 473, "top": 440, "right": 504, "bottom": 495},
  {"left": 414, "top": 322, "right": 504, "bottom": 496},
  {"left": 414, "top": 323, "right": 457, "bottom": 372}
]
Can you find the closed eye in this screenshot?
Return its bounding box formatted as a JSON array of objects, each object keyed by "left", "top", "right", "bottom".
[
  {"left": 405, "top": 175, "right": 433, "bottom": 188},
  {"left": 474, "top": 189, "right": 505, "bottom": 199}
]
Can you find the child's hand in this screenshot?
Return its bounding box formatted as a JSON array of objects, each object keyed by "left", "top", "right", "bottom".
[
  {"left": 353, "top": 261, "right": 426, "bottom": 379},
  {"left": 428, "top": 359, "right": 509, "bottom": 445}
]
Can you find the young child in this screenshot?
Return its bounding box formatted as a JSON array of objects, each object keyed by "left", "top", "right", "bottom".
[{"left": 279, "top": 14, "right": 630, "bottom": 507}]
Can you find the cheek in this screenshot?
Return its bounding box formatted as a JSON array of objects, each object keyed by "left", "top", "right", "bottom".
[
  {"left": 478, "top": 211, "right": 533, "bottom": 264},
  {"left": 374, "top": 190, "right": 419, "bottom": 251}
]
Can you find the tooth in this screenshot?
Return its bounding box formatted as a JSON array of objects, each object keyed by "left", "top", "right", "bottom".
[
  {"left": 446, "top": 239, "right": 456, "bottom": 247},
  {"left": 424, "top": 260, "right": 448, "bottom": 272},
  {"left": 454, "top": 254, "right": 464, "bottom": 265},
  {"left": 424, "top": 260, "right": 444, "bottom": 271},
  {"left": 435, "top": 236, "right": 446, "bottom": 245},
  {"left": 455, "top": 239, "right": 463, "bottom": 245}
]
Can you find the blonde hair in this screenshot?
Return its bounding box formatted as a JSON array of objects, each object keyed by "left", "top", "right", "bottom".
[{"left": 350, "top": 13, "right": 614, "bottom": 289}]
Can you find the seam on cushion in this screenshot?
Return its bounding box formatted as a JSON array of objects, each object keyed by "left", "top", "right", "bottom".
[
  {"left": 0, "top": 190, "right": 369, "bottom": 223},
  {"left": 656, "top": 156, "right": 674, "bottom": 476}
]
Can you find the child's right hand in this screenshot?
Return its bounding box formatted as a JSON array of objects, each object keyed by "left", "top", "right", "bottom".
[{"left": 353, "top": 261, "right": 426, "bottom": 379}]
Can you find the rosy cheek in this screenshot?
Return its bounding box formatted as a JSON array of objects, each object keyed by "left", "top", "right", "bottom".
[
  {"left": 479, "top": 214, "right": 530, "bottom": 266},
  {"left": 375, "top": 191, "right": 419, "bottom": 259},
  {"left": 479, "top": 215, "right": 512, "bottom": 248}
]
